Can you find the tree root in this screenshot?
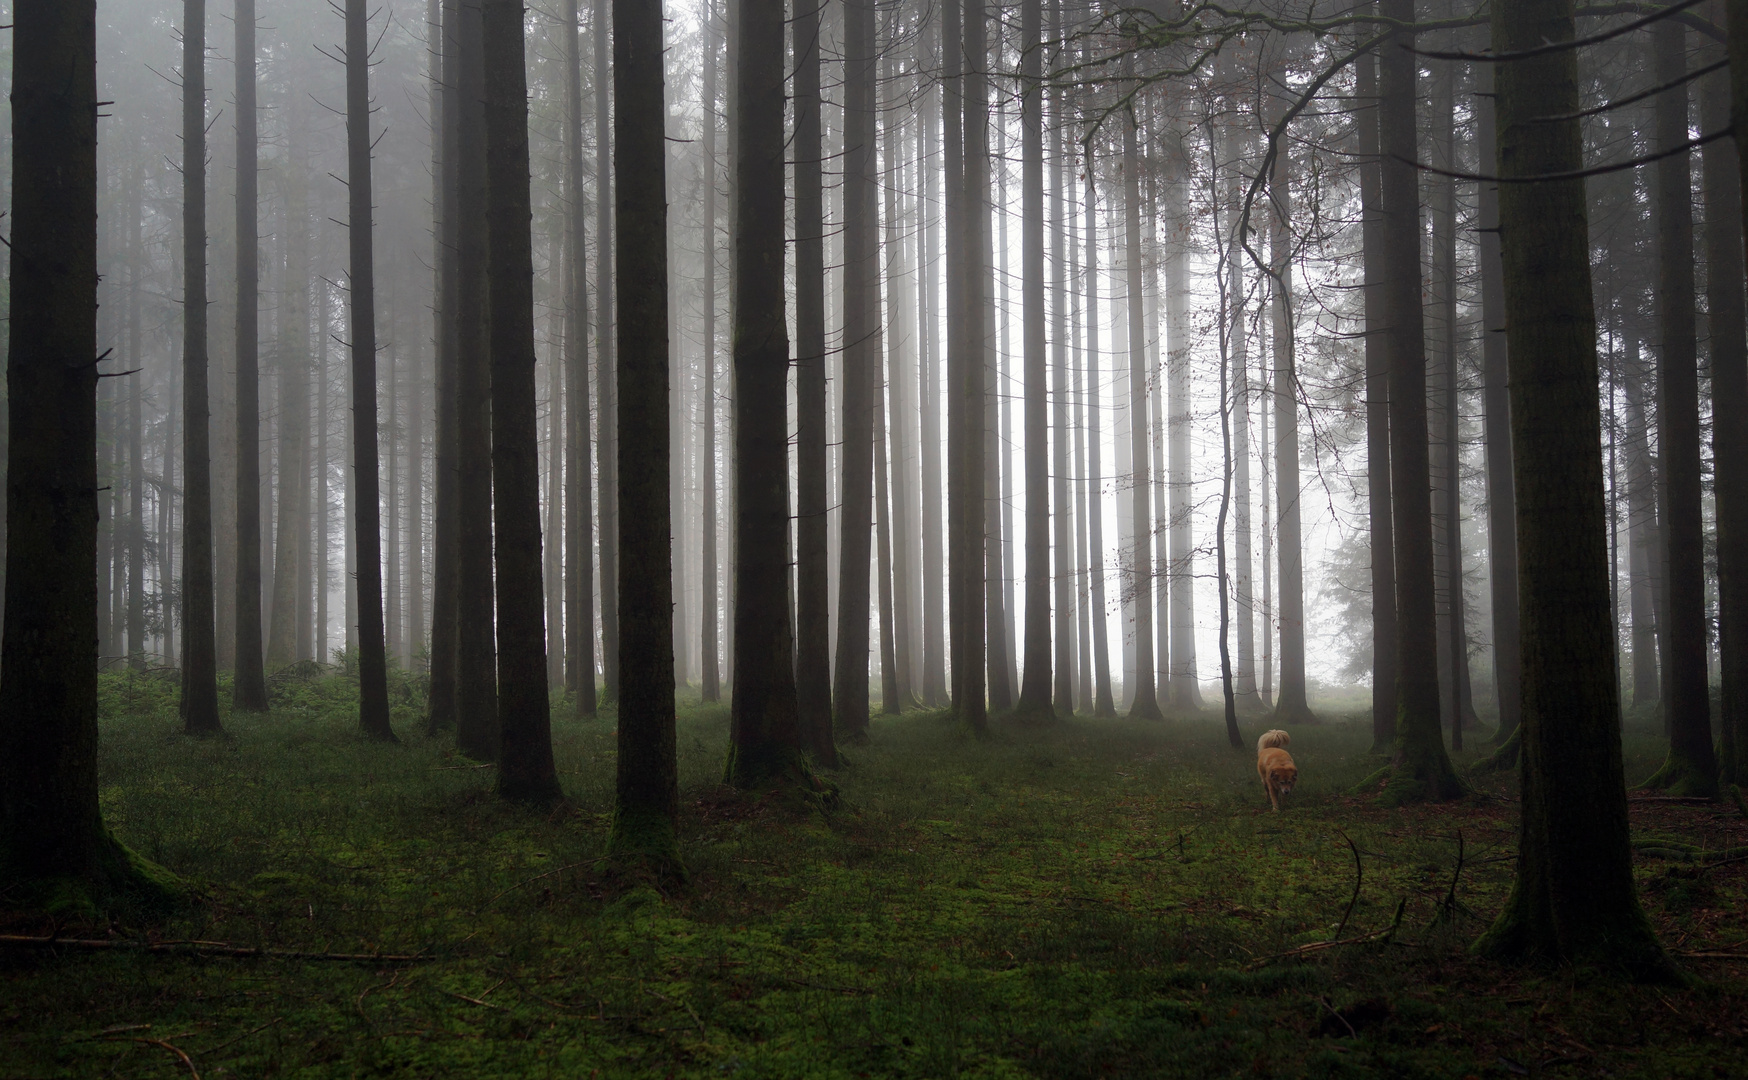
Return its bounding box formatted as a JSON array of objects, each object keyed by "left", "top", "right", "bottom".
[{"left": 1470, "top": 725, "right": 1521, "bottom": 775}]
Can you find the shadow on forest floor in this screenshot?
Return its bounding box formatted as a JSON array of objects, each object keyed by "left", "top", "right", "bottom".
[{"left": 2, "top": 673, "right": 1746, "bottom": 1077}]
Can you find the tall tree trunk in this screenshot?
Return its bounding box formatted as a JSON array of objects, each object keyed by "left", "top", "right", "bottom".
[
  {"left": 427, "top": 0, "right": 460, "bottom": 731},
  {"left": 1475, "top": 61, "right": 1521, "bottom": 748},
  {"left": 1357, "top": 42, "right": 1396, "bottom": 750},
  {"left": 564, "top": 0, "right": 597, "bottom": 716},
  {"left": 1123, "top": 87, "right": 1162, "bottom": 722},
  {"left": 946, "top": 0, "right": 986, "bottom": 731},
  {"left": 1084, "top": 162, "right": 1115, "bottom": 717},
  {"left": 833, "top": 0, "right": 877, "bottom": 739},
  {"left": 882, "top": 50, "right": 918, "bottom": 711},
  {"left": 606, "top": 0, "right": 682, "bottom": 876},
  {"left": 1016, "top": 0, "right": 1052, "bottom": 720},
  {"left": 454, "top": 0, "right": 497, "bottom": 757},
  {"left": 1623, "top": 347, "right": 1661, "bottom": 710},
  {"left": 0, "top": 0, "right": 178, "bottom": 906},
  {"left": 596, "top": 0, "right": 620, "bottom": 705},
  {"left": 267, "top": 155, "right": 310, "bottom": 669},
  {"left": 315, "top": 278, "right": 328, "bottom": 664},
  {"left": 127, "top": 158, "right": 147, "bottom": 667},
  {"left": 1430, "top": 59, "right": 1477, "bottom": 746},
  {"left": 1643, "top": 18, "right": 1719, "bottom": 797},
  {"left": 983, "top": 77, "right": 1013, "bottom": 716},
  {"left": 179, "top": 0, "right": 222, "bottom": 736},
  {"left": 876, "top": 348, "right": 901, "bottom": 714},
  {"left": 793, "top": 0, "right": 835, "bottom": 762},
  {"left": 918, "top": 34, "right": 947, "bottom": 709},
  {"left": 725, "top": 0, "right": 805, "bottom": 784},
  {"left": 1049, "top": 3, "right": 1075, "bottom": 715},
  {"left": 1474, "top": 0, "right": 1677, "bottom": 980},
  {"left": 1224, "top": 119, "right": 1260, "bottom": 713},
  {"left": 699, "top": 0, "right": 720, "bottom": 704},
  {"left": 346, "top": 0, "right": 395, "bottom": 743},
  {"left": 231, "top": 0, "right": 267, "bottom": 710},
  {"left": 1709, "top": 14, "right": 1748, "bottom": 785},
  {"left": 1376, "top": 0, "right": 1461, "bottom": 802},
  {"left": 1163, "top": 135, "right": 1201, "bottom": 713},
  {"left": 483, "top": 0, "right": 559, "bottom": 800},
  {"left": 1268, "top": 104, "right": 1315, "bottom": 727}
]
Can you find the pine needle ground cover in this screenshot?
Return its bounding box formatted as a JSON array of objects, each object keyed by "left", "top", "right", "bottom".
[{"left": 4, "top": 673, "right": 1748, "bottom": 1078}]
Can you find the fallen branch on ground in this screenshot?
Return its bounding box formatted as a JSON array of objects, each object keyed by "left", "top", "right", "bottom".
[
  {"left": 0, "top": 935, "right": 426, "bottom": 963},
  {"left": 1246, "top": 898, "right": 1406, "bottom": 969}
]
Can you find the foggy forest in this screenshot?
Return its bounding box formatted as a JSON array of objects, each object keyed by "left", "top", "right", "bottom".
[{"left": 5, "top": 0, "right": 1748, "bottom": 1073}]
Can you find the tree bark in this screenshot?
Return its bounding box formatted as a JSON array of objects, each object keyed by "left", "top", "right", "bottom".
[
  {"left": 1122, "top": 88, "right": 1161, "bottom": 722},
  {"left": 484, "top": 0, "right": 559, "bottom": 801},
  {"left": 793, "top": 0, "right": 834, "bottom": 762},
  {"left": 724, "top": 0, "right": 804, "bottom": 784},
  {"left": 1268, "top": 101, "right": 1315, "bottom": 727},
  {"left": 179, "top": 0, "right": 222, "bottom": 736},
  {"left": 596, "top": 0, "right": 620, "bottom": 705},
  {"left": 1084, "top": 158, "right": 1115, "bottom": 718},
  {"left": 231, "top": 0, "right": 267, "bottom": 711},
  {"left": 833, "top": 0, "right": 877, "bottom": 739},
  {"left": 1049, "top": 1, "right": 1075, "bottom": 715},
  {"left": 699, "top": 0, "right": 720, "bottom": 704},
  {"left": 1016, "top": 0, "right": 1053, "bottom": 720},
  {"left": 1717, "top": 0, "right": 1748, "bottom": 783},
  {"left": 0, "top": 0, "right": 181, "bottom": 908},
  {"left": 1357, "top": 42, "right": 1396, "bottom": 750},
  {"left": 1377, "top": 0, "right": 1461, "bottom": 802},
  {"left": 345, "top": 0, "right": 395, "bottom": 743},
  {"left": 267, "top": 155, "right": 310, "bottom": 669},
  {"left": 1474, "top": 0, "right": 1678, "bottom": 980},
  {"left": 606, "top": 0, "right": 682, "bottom": 876},
  {"left": 427, "top": 0, "right": 462, "bottom": 733},
  {"left": 454, "top": 0, "right": 497, "bottom": 757},
  {"left": 918, "top": 31, "right": 947, "bottom": 709},
  {"left": 563, "top": 0, "right": 597, "bottom": 716},
  {"left": 1164, "top": 135, "right": 1202, "bottom": 713},
  {"left": 1642, "top": 18, "right": 1719, "bottom": 798}
]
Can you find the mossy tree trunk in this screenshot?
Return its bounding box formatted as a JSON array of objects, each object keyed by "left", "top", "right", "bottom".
[
  {"left": 1642, "top": 18, "right": 1719, "bottom": 799},
  {"left": 1473, "top": 0, "right": 1678, "bottom": 982},
  {"left": 1376, "top": 0, "right": 1462, "bottom": 803},
  {"left": 725, "top": 0, "right": 807, "bottom": 788},
  {"left": 484, "top": 0, "right": 559, "bottom": 803},
  {"left": 606, "top": 0, "right": 682, "bottom": 877},
  {"left": 0, "top": 0, "right": 180, "bottom": 910}
]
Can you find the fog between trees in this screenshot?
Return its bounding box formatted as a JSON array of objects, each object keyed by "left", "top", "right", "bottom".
[{"left": 3, "top": 0, "right": 1746, "bottom": 976}]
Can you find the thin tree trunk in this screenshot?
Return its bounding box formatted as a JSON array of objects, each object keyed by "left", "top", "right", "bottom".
[
  {"left": 1474, "top": 0, "right": 1677, "bottom": 979},
  {"left": 427, "top": 0, "right": 461, "bottom": 732},
  {"left": 1268, "top": 105, "right": 1314, "bottom": 726},
  {"left": 345, "top": 0, "right": 395, "bottom": 743},
  {"left": 128, "top": 158, "right": 147, "bottom": 668},
  {"left": 606, "top": 0, "right": 681, "bottom": 875},
  {"left": 1084, "top": 161, "right": 1115, "bottom": 718},
  {"left": 1377, "top": 0, "right": 1461, "bottom": 801},
  {"left": 267, "top": 156, "right": 309, "bottom": 670},
  {"left": 1623, "top": 356, "right": 1661, "bottom": 710},
  {"left": 1225, "top": 119, "right": 1259, "bottom": 713},
  {"left": 699, "top": 0, "right": 720, "bottom": 704},
  {"left": 793, "top": 0, "right": 834, "bottom": 762},
  {"left": 1357, "top": 41, "right": 1396, "bottom": 750},
  {"left": 918, "top": 39, "right": 947, "bottom": 709},
  {"left": 1643, "top": 18, "right": 1719, "bottom": 797},
  {"left": 1122, "top": 84, "right": 1161, "bottom": 722},
  {"left": 1164, "top": 134, "right": 1201, "bottom": 713},
  {"left": 946, "top": 0, "right": 986, "bottom": 731},
  {"left": 596, "top": 0, "right": 620, "bottom": 705},
  {"left": 1049, "top": 3, "right": 1075, "bottom": 715},
  {"left": 179, "top": 0, "right": 222, "bottom": 736},
  {"left": 483, "top": 0, "right": 559, "bottom": 801},
  {"left": 882, "top": 52, "right": 918, "bottom": 711},
  {"left": 564, "top": 0, "right": 597, "bottom": 716},
  {"left": 1016, "top": 0, "right": 1052, "bottom": 720},
  {"left": 833, "top": 0, "right": 877, "bottom": 739},
  {"left": 1472, "top": 62, "right": 1521, "bottom": 747}
]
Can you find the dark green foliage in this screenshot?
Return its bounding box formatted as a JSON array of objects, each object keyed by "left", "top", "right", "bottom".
[{"left": 6, "top": 684, "right": 1748, "bottom": 1075}]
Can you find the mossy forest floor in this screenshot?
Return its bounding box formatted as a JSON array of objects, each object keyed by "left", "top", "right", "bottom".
[{"left": 4, "top": 670, "right": 1748, "bottom": 1077}]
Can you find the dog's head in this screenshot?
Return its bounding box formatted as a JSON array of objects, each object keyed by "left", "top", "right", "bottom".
[{"left": 1268, "top": 764, "right": 1298, "bottom": 798}]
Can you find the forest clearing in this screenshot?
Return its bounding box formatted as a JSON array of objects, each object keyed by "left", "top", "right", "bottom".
[{"left": 2, "top": 676, "right": 1745, "bottom": 1077}]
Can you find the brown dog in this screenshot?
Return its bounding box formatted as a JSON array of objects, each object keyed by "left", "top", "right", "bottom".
[{"left": 1256, "top": 729, "right": 1298, "bottom": 812}]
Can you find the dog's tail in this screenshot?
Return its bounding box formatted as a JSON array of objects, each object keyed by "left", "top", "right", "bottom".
[{"left": 1257, "top": 729, "right": 1291, "bottom": 753}]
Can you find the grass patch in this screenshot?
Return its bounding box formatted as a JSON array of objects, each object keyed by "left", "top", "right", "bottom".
[{"left": 3, "top": 675, "right": 1747, "bottom": 1076}]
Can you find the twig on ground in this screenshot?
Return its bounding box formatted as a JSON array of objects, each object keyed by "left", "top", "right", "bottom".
[
  {"left": 479, "top": 862, "right": 589, "bottom": 910},
  {"left": 0, "top": 935, "right": 426, "bottom": 963},
  {"left": 102, "top": 1036, "right": 201, "bottom": 1080},
  {"left": 1330, "top": 830, "right": 1362, "bottom": 943},
  {"left": 445, "top": 990, "right": 511, "bottom": 1012},
  {"left": 1249, "top": 898, "right": 1407, "bottom": 970},
  {"left": 203, "top": 1017, "right": 282, "bottom": 1055}
]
